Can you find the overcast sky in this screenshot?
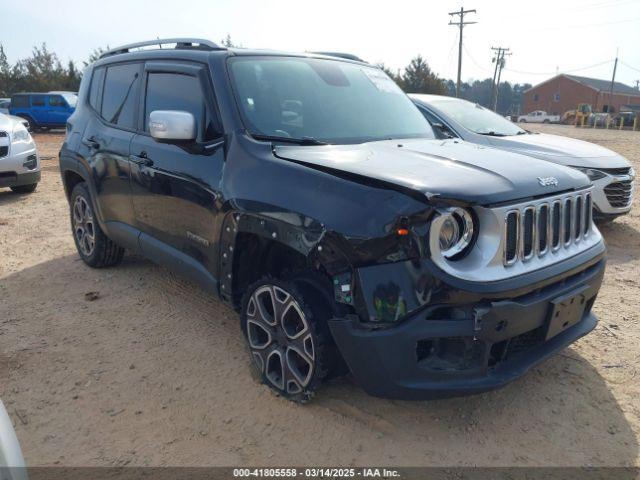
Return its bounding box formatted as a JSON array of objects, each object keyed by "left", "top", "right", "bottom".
[{"left": 2, "top": 0, "right": 640, "bottom": 88}]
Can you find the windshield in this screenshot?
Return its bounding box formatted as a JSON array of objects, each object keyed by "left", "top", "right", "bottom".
[
  {"left": 61, "top": 93, "right": 78, "bottom": 108},
  {"left": 229, "top": 57, "right": 434, "bottom": 144},
  {"left": 431, "top": 98, "right": 525, "bottom": 136}
]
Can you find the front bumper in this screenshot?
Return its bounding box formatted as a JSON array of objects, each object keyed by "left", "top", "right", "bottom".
[
  {"left": 0, "top": 145, "right": 40, "bottom": 188},
  {"left": 0, "top": 170, "right": 41, "bottom": 188},
  {"left": 328, "top": 251, "right": 605, "bottom": 400}
]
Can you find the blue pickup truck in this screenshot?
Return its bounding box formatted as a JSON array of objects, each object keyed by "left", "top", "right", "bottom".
[{"left": 9, "top": 91, "right": 77, "bottom": 130}]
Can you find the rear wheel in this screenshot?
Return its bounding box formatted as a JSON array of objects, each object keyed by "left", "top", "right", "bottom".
[
  {"left": 10, "top": 183, "right": 37, "bottom": 194},
  {"left": 241, "top": 275, "right": 335, "bottom": 403},
  {"left": 70, "top": 182, "right": 124, "bottom": 268}
]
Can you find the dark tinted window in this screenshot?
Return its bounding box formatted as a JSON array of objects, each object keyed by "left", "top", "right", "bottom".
[
  {"left": 11, "top": 95, "right": 28, "bottom": 108},
  {"left": 229, "top": 57, "right": 433, "bottom": 143},
  {"left": 102, "top": 63, "right": 141, "bottom": 129},
  {"left": 49, "top": 95, "right": 66, "bottom": 107},
  {"left": 32, "top": 96, "right": 45, "bottom": 107},
  {"left": 145, "top": 73, "right": 216, "bottom": 140},
  {"left": 89, "top": 67, "right": 105, "bottom": 111}
]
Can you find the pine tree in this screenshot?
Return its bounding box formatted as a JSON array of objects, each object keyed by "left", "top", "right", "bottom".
[{"left": 399, "top": 56, "right": 447, "bottom": 95}]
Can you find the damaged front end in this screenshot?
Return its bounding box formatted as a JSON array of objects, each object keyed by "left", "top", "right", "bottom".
[{"left": 318, "top": 186, "right": 605, "bottom": 400}]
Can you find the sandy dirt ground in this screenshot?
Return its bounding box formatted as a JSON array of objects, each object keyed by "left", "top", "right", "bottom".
[{"left": 1, "top": 125, "right": 639, "bottom": 467}]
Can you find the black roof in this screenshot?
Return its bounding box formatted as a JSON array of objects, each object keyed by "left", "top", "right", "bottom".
[{"left": 565, "top": 74, "right": 640, "bottom": 96}]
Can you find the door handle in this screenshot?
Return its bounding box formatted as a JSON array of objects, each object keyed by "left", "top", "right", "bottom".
[
  {"left": 82, "top": 137, "right": 100, "bottom": 149},
  {"left": 130, "top": 152, "right": 154, "bottom": 167}
]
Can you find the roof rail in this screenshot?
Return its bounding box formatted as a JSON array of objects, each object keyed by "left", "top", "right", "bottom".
[
  {"left": 310, "top": 51, "right": 366, "bottom": 62},
  {"left": 99, "top": 38, "right": 224, "bottom": 59}
]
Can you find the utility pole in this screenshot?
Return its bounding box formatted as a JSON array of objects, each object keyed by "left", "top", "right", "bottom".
[
  {"left": 490, "top": 47, "right": 511, "bottom": 111},
  {"left": 449, "top": 7, "right": 477, "bottom": 98},
  {"left": 635, "top": 80, "right": 640, "bottom": 90},
  {"left": 607, "top": 49, "right": 618, "bottom": 113}
]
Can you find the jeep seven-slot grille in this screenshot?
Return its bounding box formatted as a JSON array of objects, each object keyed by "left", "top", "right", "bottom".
[{"left": 503, "top": 191, "right": 592, "bottom": 265}]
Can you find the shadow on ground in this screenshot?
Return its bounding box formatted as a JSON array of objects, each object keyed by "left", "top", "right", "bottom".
[{"left": 1, "top": 252, "right": 637, "bottom": 467}]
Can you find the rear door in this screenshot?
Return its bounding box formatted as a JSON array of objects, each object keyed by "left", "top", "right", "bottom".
[
  {"left": 129, "top": 60, "right": 225, "bottom": 292},
  {"left": 29, "top": 95, "right": 48, "bottom": 125},
  {"left": 79, "top": 62, "right": 142, "bottom": 241}
]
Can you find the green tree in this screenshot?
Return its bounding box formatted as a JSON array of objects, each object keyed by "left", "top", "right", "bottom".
[
  {"left": 398, "top": 55, "right": 447, "bottom": 95},
  {"left": 83, "top": 46, "right": 109, "bottom": 67},
  {"left": 0, "top": 43, "right": 85, "bottom": 95},
  {"left": 375, "top": 63, "right": 402, "bottom": 85},
  {"left": 0, "top": 44, "right": 13, "bottom": 96},
  {"left": 13, "top": 43, "right": 65, "bottom": 92},
  {"left": 63, "top": 60, "right": 81, "bottom": 91},
  {"left": 220, "top": 35, "right": 239, "bottom": 48}
]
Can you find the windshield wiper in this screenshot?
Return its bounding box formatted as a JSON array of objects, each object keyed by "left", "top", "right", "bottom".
[
  {"left": 516, "top": 130, "right": 529, "bottom": 135},
  {"left": 251, "top": 134, "right": 328, "bottom": 146},
  {"left": 477, "top": 131, "right": 507, "bottom": 137}
]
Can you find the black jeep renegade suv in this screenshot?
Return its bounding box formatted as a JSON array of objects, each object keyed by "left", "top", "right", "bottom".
[{"left": 59, "top": 39, "right": 606, "bottom": 402}]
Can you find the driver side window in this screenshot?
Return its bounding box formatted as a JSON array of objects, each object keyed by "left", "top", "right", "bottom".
[{"left": 144, "top": 72, "right": 217, "bottom": 141}]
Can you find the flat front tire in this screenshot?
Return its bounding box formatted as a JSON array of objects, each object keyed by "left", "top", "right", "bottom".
[{"left": 69, "top": 182, "right": 124, "bottom": 268}]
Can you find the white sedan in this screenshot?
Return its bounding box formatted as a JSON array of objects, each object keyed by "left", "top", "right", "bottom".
[
  {"left": 0, "top": 113, "right": 40, "bottom": 194},
  {"left": 410, "top": 94, "right": 633, "bottom": 222}
]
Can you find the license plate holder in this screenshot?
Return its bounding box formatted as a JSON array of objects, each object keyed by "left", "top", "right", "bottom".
[{"left": 546, "top": 287, "right": 589, "bottom": 341}]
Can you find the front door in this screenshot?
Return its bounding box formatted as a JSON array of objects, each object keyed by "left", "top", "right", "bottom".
[
  {"left": 47, "top": 95, "right": 71, "bottom": 126},
  {"left": 129, "top": 61, "right": 225, "bottom": 291}
]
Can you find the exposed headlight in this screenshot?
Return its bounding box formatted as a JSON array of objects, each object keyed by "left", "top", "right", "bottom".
[
  {"left": 430, "top": 207, "right": 475, "bottom": 260},
  {"left": 12, "top": 125, "right": 31, "bottom": 143},
  {"left": 573, "top": 167, "right": 606, "bottom": 181}
]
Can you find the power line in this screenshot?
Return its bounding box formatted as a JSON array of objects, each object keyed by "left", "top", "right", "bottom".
[
  {"left": 504, "top": 59, "right": 614, "bottom": 76},
  {"left": 462, "top": 44, "right": 494, "bottom": 74},
  {"left": 530, "top": 16, "right": 640, "bottom": 31},
  {"left": 449, "top": 7, "right": 477, "bottom": 97},
  {"left": 620, "top": 60, "right": 640, "bottom": 74}
]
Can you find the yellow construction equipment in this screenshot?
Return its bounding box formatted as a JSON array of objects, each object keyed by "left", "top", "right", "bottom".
[{"left": 563, "top": 104, "right": 593, "bottom": 126}]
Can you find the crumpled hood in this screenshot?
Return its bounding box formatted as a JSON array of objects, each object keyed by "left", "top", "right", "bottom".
[
  {"left": 274, "top": 138, "right": 590, "bottom": 205},
  {"left": 487, "top": 132, "right": 630, "bottom": 168}
]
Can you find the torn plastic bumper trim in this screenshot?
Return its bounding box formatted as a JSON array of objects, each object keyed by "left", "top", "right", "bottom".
[{"left": 327, "top": 256, "right": 604, "bottom": 400}]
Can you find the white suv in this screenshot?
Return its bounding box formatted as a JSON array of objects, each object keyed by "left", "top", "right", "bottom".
[{"left": 0, "top": 113, "right": 40, "bottom": 194}]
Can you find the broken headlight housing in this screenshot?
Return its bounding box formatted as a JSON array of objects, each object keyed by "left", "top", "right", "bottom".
[{"left": 430, "top": 207, "right": 475, "bottom": 260}]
